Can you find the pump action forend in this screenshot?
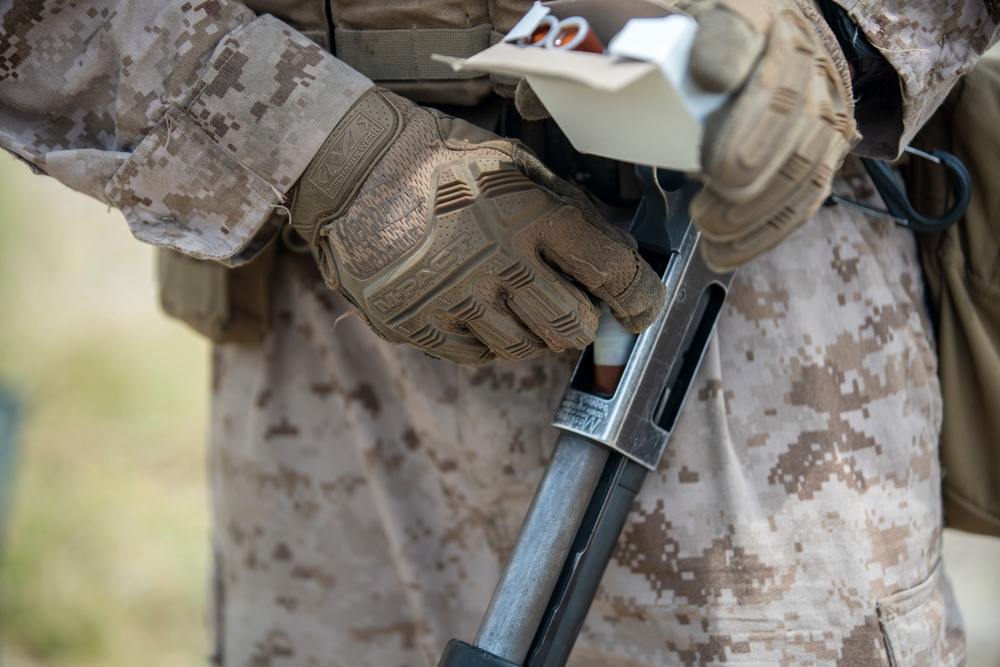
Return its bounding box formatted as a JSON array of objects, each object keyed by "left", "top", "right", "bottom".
[{"left": 438, "top": 167, "right": 736, "bottom": 667}]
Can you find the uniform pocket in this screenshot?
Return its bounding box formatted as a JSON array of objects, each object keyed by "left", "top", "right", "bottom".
[
  {"left": 876, "top": 560, "right": 964, "bottom": 667},
  {"left": 156, "top": 237, "right": 276, "bottom": 344}
]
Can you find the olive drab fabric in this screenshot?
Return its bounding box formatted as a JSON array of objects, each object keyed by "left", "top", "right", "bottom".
[
  {"left": 156, "top": 240, "right": 279, "bottom": 344},
  {"left": 909, "top": 55, "right": 1000, "bottom": 537},
  {"left": 249, "top": 0, "right": 534, "bottom": 103}
]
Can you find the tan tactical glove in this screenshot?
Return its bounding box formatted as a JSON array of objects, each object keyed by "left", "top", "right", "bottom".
[
  {"left": 290, "top": 88, "right": 665, "bottom": 365},
  {"left": 515, "top": 0, "right": 858, "bottom": 272},
  {"left": 681, "top": 0, "right": 860, "bottom": 271}
]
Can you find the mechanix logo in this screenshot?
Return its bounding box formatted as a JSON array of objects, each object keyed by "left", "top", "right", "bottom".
[
  {"left": 371, "top": 232, "right": 482, "bottom": 317},
  {"left": 307, "top": 108, "right": 388, "bottom": 204}
]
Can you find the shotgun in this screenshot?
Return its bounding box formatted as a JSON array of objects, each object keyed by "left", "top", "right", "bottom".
[{"left": 438, "top": 165, "right": 736, "bottom": 667}]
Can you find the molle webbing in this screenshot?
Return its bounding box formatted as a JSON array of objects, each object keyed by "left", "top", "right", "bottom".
[{"left": 335, "top": 25, "right": 497, "bottom": 81}]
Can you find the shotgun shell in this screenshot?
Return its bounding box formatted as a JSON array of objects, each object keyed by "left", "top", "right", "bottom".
[
  {"left": 592, "top": 303, "right": 638, "bottom": 397},
  {"left": 545, "top": 17, "right": 605, "bottom": 54},
  {"left": 515, "top": 15, "right": 558, "bottom": 47}
]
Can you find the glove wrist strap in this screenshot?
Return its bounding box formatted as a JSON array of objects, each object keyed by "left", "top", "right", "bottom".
[{"left": 289, "top": 88, "right": 404, "bottom": 245}]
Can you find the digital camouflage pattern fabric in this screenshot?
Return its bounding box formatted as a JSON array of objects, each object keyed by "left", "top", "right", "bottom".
[
  {"left": 1, "top": 0, "right": 997, "bottom": 266},
  {"left": 0, "top": 2, "right": 373, "bottom": 264},
  {"left": 1, "top": 1, "right": 998, "bottom": 666},
  {"left": 210, "top": 180, "right": 961, "bottom": 666}
]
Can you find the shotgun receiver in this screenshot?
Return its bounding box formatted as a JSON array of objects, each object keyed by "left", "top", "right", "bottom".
[{"left": 438, "top": 165, "right": 736, "bottom": 666}]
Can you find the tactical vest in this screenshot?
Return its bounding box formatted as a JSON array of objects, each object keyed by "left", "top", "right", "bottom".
[{"left": 247, "top": 0, "right": 533, "bottom": 103}]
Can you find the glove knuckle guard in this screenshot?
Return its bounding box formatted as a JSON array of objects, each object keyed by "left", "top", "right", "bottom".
[{"left": 335, "top": 156, "right": 600, "bottom": 364}]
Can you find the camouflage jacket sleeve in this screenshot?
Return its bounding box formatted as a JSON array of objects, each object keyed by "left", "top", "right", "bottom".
[
  {"left": 845, "top": 0, "right": 1000, "bottom": 157},
  {"left": 0, "top": 2, "right": 373, "bottom": 264}
]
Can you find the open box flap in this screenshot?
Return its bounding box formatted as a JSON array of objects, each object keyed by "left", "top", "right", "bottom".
[
  {"left": 433, "top": 1, "right": 722, "bottom": 171},
  {"left": 528, "top": 69, "right": 704, "bottom": 170},
  {"left": 435, "top": 44, "right": 657, "bottom": 92}
]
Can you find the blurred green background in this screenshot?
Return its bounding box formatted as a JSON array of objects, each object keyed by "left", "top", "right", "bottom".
[
  {"left": 0, "top": 153, "right": 210, "bottom": 667},
  {"left": 0, "top": 149, "right": 998, "bottom": 667}
]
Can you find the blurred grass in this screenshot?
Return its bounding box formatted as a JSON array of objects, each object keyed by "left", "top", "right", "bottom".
[{"left": 0, "top": 152, "right": 210, "bottom": 667}]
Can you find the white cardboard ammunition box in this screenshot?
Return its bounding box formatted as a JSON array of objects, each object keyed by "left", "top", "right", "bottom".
[{"left": 435, "top": 0, "right": 725, "bottom": 171}]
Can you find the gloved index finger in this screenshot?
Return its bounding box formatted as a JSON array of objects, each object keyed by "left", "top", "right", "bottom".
[{"left": 528, "top": 208, "right": 666, "bottom": 333}]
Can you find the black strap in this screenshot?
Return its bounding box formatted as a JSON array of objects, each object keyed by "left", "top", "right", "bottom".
[{"left": 816, "top": 0, "right": 892, "bottom": 96}]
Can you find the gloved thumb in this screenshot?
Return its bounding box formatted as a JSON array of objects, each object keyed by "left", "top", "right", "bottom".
[
  {"left": 514, "top": 78, "right": 551, "bottom": 121},
  {"left": 687, "top": 4, "right": 767, "bottom": 93}
]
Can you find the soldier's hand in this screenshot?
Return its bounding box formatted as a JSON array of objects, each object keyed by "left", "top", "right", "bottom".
[
  {"left": 290, "top": 88, "right": 665, "bottom": 365},
  {"left": 679, "top": 0, "right": 860, "bottom": 271}
]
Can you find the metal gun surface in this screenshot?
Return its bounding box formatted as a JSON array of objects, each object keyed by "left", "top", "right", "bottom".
[{"left": 439, "top": 167, "right": 737, "bottom": 667}]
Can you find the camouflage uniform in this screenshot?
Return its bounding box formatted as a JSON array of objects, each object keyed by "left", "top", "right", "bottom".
[{"left": 2, "top": 1, "right": 998, "bottom": 665}]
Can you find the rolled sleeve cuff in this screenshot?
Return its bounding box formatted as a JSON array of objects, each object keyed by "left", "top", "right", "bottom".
[
  {"left": 106, "top": 15, "right": 374, "bottom": 264},
  {"left": 844, "top": 0, "right": 999, "bottom": 157}
]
